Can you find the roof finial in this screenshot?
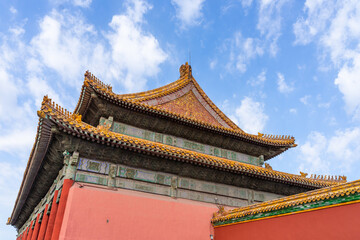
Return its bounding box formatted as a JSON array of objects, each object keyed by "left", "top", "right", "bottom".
[{"left": 179, "top": 62, "right": 192, "bottom": 78}]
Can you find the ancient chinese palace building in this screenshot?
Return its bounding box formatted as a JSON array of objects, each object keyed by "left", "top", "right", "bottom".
[{"left": 9, "top": 63, "right": 342, "bottom": 240}]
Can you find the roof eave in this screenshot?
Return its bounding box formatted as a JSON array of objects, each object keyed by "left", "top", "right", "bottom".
[{"left": 9, "top": 116, "right": 54, "bottom": 227}]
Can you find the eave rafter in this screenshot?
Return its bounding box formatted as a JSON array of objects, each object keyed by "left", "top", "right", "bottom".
[{"left": 40, "top": 97, "right": 339, "bottom": 189}]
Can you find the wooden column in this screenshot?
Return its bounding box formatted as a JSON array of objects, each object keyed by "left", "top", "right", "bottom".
[
  {"left": 43, "top": 191, "right": 59, "bottom": 240},
  {"left": 51, "top": 179, "right": 74, "bottom": 240},
  {"left": 30, "top": 214, "right": 41, "bottom": 240},
  {"left": 37, "top": 204, "right": 49, "bottom": 240},
  {"left": 26, "top": 221, "right": 34, "bottom": 240},
  {"left": 22, "top": 227, "right": 28, "bottom": 240}
]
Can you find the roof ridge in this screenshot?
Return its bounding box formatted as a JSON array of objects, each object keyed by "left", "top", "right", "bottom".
[
  {"left": 38, "top": 97, "right": 340, "bottom": 189},
  {"left": 117, "top": 76, "right": 190, "bottom": 102},
  {"left": 106, "top": 63, "right": 192, "bottom": 102}
]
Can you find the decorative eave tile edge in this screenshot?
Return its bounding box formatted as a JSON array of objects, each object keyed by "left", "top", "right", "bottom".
[
  {"left": 37, "top": 96, "right": 340, "bottom": 189},
  {"left": 212, "top": 179, "right": 359, "bottom": 226},
  {"left": 213, "top": 197, "right": 360, "bottom": 227}
]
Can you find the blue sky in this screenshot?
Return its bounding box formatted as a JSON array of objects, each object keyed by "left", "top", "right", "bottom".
[{"left": 1, "top": 0, "right": 360, "bottom": 238}]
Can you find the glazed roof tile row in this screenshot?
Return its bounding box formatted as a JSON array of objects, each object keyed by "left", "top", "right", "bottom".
[
  {"left": 76, "top": 65, "right": 297, "bottom": 147},
  {"left": 40, "top": 97, "right": 339, "bottom": 189},
  {"left": 212, "top": 178, "right": 359, "bottom": 224}
]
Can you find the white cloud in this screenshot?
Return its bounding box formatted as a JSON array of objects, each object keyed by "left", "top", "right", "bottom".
[
  {"left": 335, "top": 54, "right": 360, "bottom": 119},
  {"left": 30, "top": 1, "right": 167, "bottom": 92},
  {"left": 224, "top": 0, "right": 288, "bottom": 73},
  {"left": 30, "top": 10, "right": 98, "bottom": 87},
  {"left": 240, "top": 0, "right": 288, "bottom": 55},
  {"left": 51, "top": 0, "right": 92, "bottom": 8},
  {"left": 329, "top": 116, "right": 337, "bottom": 126},
  {"left": 0, "top": 67, "right": 20, "bottom": 122},
  {"left": 248, "top": 70, "right": 266, "bottom": 86},
  {"left": 0, "top": 128, "right": 36, "bottom": 154},
  {"left": 232, "top": 97, "right": 268, "bottom": 134},
  {"left": 299, "top": 128, "right": 360, "bottom": 175},
  {"left": 277, "top": 72, "right": 294, "bottom": 93},
  {"left": 299, "top": 131, "right": 329, "bottom": 173},
  {"left": 226, "top": 32, "right": 264, "bottom": 73},
  {"left": 73, "top": 0, "right": 92, "bottom": 7},
  {"left": 297, "top": 64, "right": 306, "bottom": 70},
  {"left": 125, "top": 0, "right": 152, "bottom": 23},
  {"left": 9, "top": 6, "right": 17, "bottom": 14},
  {"left": 26, "top": 74, "right": 62, "bottom": 107},
  {"left": 0, "top": 3, "right": 168, "bottom": 236},
  {"left": 106, "top": 0, "right": 168, "bottom": 91},
  {"left": 289, "top": 108, "right": 297, "bottom": 114},
  {"left": 210, "top": 59, "right": 217, "bottom": 69},
  {"left": 241, "top": 0, "right": 254, "bottom": 8},
  {"left": 300, "top": 95, "right": 310, "bottom": 105},
  {"left": 0, "top": 160, "right": 25, "bottom": 239},
  {"left": 0, "top": 161, "right": 24, "bottom": 205},
  {"left": 293, "top": 0, "right": 336, "bottom": 45},
  {"left": 0, "top": 0, "right": 168, "bottom": 161},
  {"left": 294, "top": 0, "right": 360, "bottom": 119},
  {"left": 327, "top": 128, "right": 360, "bottom": 163},
  {"left": 0, "top": 0, "right": 169, "bottom": 161},
  {"left": 172, "top": 0, "right": 205, "bottom": 28},
  {"left": 0, "top": 27, "right": 43, "bottom": 156},
  {"left": 257, "top": 0, "right": 288, "bottom": 56},
  {"left": 318, "top": 102, "right": 330, "bottom": 108}
]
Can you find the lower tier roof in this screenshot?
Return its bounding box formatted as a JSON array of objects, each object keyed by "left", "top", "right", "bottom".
[{"left": 10, "top": 96, "right": 343, "bottom": 228}]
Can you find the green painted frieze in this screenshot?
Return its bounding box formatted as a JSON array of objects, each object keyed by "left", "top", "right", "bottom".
[{"left": 98, "top": 116, "right": 261, "bottom": 166}]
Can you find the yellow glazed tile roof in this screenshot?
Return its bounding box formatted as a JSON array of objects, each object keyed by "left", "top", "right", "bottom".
[
  {"left": 212, "top": 177, "right": 356, "bottom": 224},
  {"left": 78, "top": 65, "right": 297, "bottom": 147},
  {"left": 39, "top": 96, "right": 341, "bottom": 189}
]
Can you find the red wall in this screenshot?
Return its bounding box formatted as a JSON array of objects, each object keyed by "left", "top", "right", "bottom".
[
  {"left": 215, "top": 202, "right": 360, "bottom": 240},
  {"left": 59, "top": 183, "right": 218, "bottom": 240}
]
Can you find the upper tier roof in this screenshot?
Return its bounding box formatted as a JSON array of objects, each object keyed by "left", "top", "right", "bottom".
[{"left": 74, "top": 63, "right": 297, "bottom": 150}]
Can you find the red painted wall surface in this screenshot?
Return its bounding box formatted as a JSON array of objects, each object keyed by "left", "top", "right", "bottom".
[
  {"left": 59, "top": 183, "right": 218, "bottom": 240},
  {"left": 215, "top": 202, "right": 360, "bottom": 240}
]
